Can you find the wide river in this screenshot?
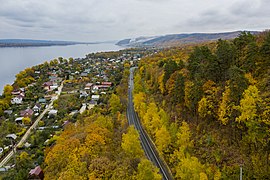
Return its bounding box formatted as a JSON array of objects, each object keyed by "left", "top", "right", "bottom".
[{"left": 0, "top": 43, "right": 123, "bottom": 93}]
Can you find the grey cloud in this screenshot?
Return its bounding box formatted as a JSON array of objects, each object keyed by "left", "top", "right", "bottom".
[
  {"left": 0, "top": 0, "right": 268, "bottom": 41},
  {"left": 230, "top": 0, "right": 262, "bottom": 17}
]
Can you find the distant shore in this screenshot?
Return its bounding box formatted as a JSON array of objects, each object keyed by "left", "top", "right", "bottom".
[{"left": 0, "top": 39, "right": 103, "bottom": 48}]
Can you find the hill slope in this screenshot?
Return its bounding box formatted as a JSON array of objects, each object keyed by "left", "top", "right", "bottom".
[
  {"left": 116, "top": 31, "right": 259, "bottom": 47},
  {"left": 132, "top": 31, "right": 270, "bottom": 179}
]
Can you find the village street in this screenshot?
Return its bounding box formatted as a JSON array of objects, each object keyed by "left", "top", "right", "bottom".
[{"left": 0, "top": 82, "right": 63, "bottom": 168}]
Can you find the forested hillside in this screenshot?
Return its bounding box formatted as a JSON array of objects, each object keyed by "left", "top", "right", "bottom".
[
  {"left": 42, "top": 65, "right": 162, "bottom": 180},
  {"left": 133, "top": 31, "right": 270, "bottom": 179}
]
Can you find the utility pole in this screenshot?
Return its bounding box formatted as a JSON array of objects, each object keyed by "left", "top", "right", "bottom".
[{"left": 240, "top": 165, "right": 243, "bottom": 180}]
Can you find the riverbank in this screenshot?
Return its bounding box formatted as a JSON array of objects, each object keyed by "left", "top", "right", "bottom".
[{"left": 0, "top": 43, "right": 122, "bottom": 93}]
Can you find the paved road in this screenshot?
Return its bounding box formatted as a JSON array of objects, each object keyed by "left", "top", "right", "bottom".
[
  {"left": 127, "top": 67, "right": 173, "bottom": 180},
  {"left": 0, "top": 82, "right": 64, "bottom": 167}
]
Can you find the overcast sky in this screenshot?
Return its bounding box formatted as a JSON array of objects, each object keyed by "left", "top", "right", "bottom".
[{"left": 0, "top": 0, "right": 269, "bottom": 42}]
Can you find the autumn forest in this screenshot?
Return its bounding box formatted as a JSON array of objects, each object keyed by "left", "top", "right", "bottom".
[
  {"left": 44, "top": 31, "right": 270, "bottom": 179},
  {"left": 1, "top": 31, "right": 269, "bottom": 179}
]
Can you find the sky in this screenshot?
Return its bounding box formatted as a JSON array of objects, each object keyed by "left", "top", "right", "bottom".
[{"left": 0, "top": 0, "right": 269, "bottom": 42}]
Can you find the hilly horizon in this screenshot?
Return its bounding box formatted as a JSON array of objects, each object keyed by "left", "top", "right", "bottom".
[{"left": 116, "top": 30, "right": 261, "bottom": 47}]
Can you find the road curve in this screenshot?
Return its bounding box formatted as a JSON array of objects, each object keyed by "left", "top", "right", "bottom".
[
  {"left": 0, "top": 82, "right": 64, "bottom": 167},
  {"left": 127, "top": 67, "right": 173, "bottom": 180}
]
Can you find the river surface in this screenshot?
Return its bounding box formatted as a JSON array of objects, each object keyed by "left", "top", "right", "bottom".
[{"left": 0, "top": 43, "right": 122, "bottom": 93}]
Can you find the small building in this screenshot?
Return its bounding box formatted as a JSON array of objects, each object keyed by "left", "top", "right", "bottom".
[
  {"left": 24, "top": 142, "right": 31, "bottom": 148},
  {"left": 84, "top": 83, "right": 93, "bottom": 90},
  {"left": 15, "top": 117, "right": 24, "bottom": 124},
  {"left": 91, "top": 95, "right": 100, "bottom": 101},
  {"left": 49, "top": 85, "right": 58, "bottom": 90},
  {"left": 11, "top": 90, "right": 21, "bottom": 95},
  {"left": 4, "top": 110, "right": 13, "bottom": 116},
  {"left": 28, "top": 166, "right": 44, "bottom": 180},
  {"left": 80, "top": 72, "right": 88, "bottom": 77},
  {"left": 88, "top": 100, "right": 97, "bottom": 110},
  {"left": 92, "top": 85, "right": 99, "bottom": 93},
  {"left": 48, "top": 110, "right": 58, "bottom": 118},
  {"left": 79, "top": 90, "right": 88, "bottom": 98},
  {"left": 38, "top": 98, "right": 46, "bottom": 104},
  {"left": 98, "top": 85, "right": 110, "bottom": 90},
  {"left": 69, "top": 110, "right": 78, "bottom": 116},
  {"left": 68, "top": 75, "right": 74, "bottom": 80},
  {"left": 101, "top": 82, "right": 112, "bottom": 86},
  {"left": 49, "top": 76, "right": 62, "bottom": 83},
  {"left": 79, "top": 104, "right": 87, "bottom": 114},
  {"left": 33, "top": 104, "right": 42, "bottom": 112},
  {"left": 43, "top": 81, "right": 53, "bottom": 91},
  {"left": 6, "top": 134, "right": 17, "bottom": 140},
  {"left": 62, "top": 120, "right": 70, "bottom": 127},
  {"left": 20, "top": 109, "right": 34, "bottom": 118},
  {"left": 89, "top": 100, "right": 98, "bottom": 105},
  {"left": 11, "top": 95, "right": 23, "bottom": 104}
]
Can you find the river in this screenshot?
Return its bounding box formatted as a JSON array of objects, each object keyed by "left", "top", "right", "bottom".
[{"left": 0, "top": 43, "right": 123, "bottom": 93}]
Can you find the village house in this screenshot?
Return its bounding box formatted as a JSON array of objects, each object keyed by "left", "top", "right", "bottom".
[
  {"left": 79, "top": 90, "right": 88, "bottom": 98},
  {"left": 91, "top": 85, "right": 99, "bottom": 93},
  {"left": 43, "top": 81, "right": 58, "bottom": 91},
  {"left": 43, "top": 81, "right": 53, "bottom": 91},
  {"left": 28, "top": 166, "right": 44, "bottom": 180},
  {"left": 32, "top": 103, "right": 42, "bottom": 112},
  {"left": 15, "top": 117, "right": 24, "bottom": 124},
  {"left": 89, "top": 100, "right": 98, "bottom": 105},
  {"left": 79, "top": 103, "right": 87, "bottom": 114},
  {"left": 49, "top": 76, "right": 62, "bottom": 84},
  {"left": 101, "top": 82, "right": 112, "bottom": 86},
  {"left": 48, "top": 109, "right": 58, "bottom": 118},
  {"left": 38, "top": 98, "right": 46, "bottom": 104},
  {"left": 88, "top": 100, "right": 97, "bottom": 110},
  {"left": 11, "top": 90, "right": 21, "bottom": 95},
  {"left": 91, "top": 95, "right": 100, "bottom": 101},
  {"left": 20, "top": 109, "right": 34, "bottom": 118},
  {"left": 80, "top": 72, "right": 88, "bottom": 77},
  {"left": 69, "top": 110, "right": 78, "bottom": 116},
  {"left": 11, "top": 95, "right": 23, "bottom": 104},
  {"left": 84, "top": 83, "right": 93, "bottom": 90},
  {"left": 97, "top": 84, "right": 111, "bottom": 91},
  {"left": 49, "top": 85, "right": 58, "bottom": 91},
  {"left": 4, "top": 110, "right": 13, "bottom": 116},
  {"left": 11, "top": 88, "right": 25, "bottom": 95}
]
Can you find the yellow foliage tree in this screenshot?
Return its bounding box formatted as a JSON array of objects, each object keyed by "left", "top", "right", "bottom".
[
  {"left": 218, "top": 85, "right": 232, "bottom": 125},
  {"left": 198, "top": 97, "right": 212, "bottom": 118},
  {"left": 109, "top": 93, "right": 122, "bottom": 114},
  {"left": 175, "top": 156, "right": 206, "bottom": 179},
  {"left": 22, "top": 117, "right": 31, "bottom": 126},
  {"left": 143, "top": 102, "right": 162, "bottom": 136},
  {"left": 236, "top": 85, "right": 261, "bottom": 124},
  {"left": 135, "top": 159, "right": 162, "bottom": 180},
  {"left": 133, "top": 92, "right": 147, "bottom": 117},
  {"left": 184, "top": 80, "right": 194, "bottom": 111},
  {"left": 158, "top": 71, "right": 165, "bottom": 94},
  {"left": 198, "top": 80, "right": 220, "bottom": 119},
  {"left": 121, "top": 126, "right": 144, "bottom": 159},
  {"left": 155, "top": 125, "right": 171, "bottom": 154}
]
